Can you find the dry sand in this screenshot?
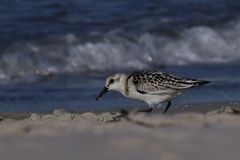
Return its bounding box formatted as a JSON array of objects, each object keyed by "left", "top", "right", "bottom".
[{"left": 0, "top": 104, "right": 240, "bottom": 160}]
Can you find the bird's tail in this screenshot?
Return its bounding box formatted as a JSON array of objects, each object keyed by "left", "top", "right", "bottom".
[
  {"left": 182, "top": 79, "right": 210, "bottom": 86},
  {"left": 194, "top": 80, "right": 210, "bottom": 86}
]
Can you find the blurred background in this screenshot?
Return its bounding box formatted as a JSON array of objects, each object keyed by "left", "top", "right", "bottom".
[{"left": 0, "top": 0, "right": 240, "bottom": 112}]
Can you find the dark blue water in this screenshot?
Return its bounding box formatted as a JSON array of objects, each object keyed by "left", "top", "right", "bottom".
[
  {"left": 1, "top": 0, "right": 240, "bottom": 43},
  {"left": 0, "top": 0, "right": 240, "bottom": 111}
]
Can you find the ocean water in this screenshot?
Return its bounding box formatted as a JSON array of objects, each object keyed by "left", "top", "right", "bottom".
[{"left": 0, "top": 0, "right": 240, "bottom": 112}]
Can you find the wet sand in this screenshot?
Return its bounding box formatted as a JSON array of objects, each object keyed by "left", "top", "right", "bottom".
[{"left": 0, "top": 103, "right": 240, "bottom": 160}]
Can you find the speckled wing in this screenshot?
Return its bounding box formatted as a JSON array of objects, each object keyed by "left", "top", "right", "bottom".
[{"left": 129, "top": 70, "right": 208, "bottom": 94}]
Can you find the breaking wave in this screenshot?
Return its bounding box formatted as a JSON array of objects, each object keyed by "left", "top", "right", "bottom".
[{"left": 1, "top": 21, "right": 240, "bottom": 82}]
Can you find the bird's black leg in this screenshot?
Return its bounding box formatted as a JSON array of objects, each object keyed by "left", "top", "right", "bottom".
[
  {"left": 137, "top": 107, "right": 153, "bottom": 113},
  {"left": 163, "top": 101, "right": 172, "bottom": 114}
]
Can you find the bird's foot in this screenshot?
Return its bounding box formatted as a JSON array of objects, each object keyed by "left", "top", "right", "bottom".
[
  {"left": 136, "top": 108, "right": 153, "bottom": 113},
  {"left": 118, "top": 108, "right": 153, "bottom": 118}
]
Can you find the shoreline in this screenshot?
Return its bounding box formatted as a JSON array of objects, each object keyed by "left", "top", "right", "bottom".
[{"left": 0, "top": 102, "right": 239, "bottom": 120}]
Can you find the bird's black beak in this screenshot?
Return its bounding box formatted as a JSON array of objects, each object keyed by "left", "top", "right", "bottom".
[{"left": 96, "top": 87, "right": 109, "bottom": 100}]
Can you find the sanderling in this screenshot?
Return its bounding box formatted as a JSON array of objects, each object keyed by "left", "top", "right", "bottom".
[{"left": 96, "top": 70, "right": 209, "bottom": 113}]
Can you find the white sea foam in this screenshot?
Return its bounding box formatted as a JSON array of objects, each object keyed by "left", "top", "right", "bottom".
[{"left": 1, "top": 21, "right": 240, "bottom": 82}]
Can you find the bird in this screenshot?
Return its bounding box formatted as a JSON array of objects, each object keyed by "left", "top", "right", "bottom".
[{"left": 96, "top": 70, "right": 209, "bottom": 113}]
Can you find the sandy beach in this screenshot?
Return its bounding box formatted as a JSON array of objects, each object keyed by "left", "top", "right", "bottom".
[{"left": 0, "top": 104, "right": 239, "bottom": 160}]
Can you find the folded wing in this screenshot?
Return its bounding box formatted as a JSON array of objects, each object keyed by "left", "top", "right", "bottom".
[{"left": 130, "top": 70, "right": 209, "bottom": 95}]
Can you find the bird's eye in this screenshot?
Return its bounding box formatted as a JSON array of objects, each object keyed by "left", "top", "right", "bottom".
[{"left": 109, "top": 79, "right": 114, "bottom": 84}]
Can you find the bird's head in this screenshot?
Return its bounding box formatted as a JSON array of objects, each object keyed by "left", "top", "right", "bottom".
[{"left": 96, "top": 73, "right": 126, "bottom": 100}]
